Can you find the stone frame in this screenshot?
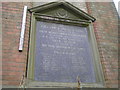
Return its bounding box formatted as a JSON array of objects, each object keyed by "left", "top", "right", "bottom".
[{"left": 26, "top": 1, "right": 105, "bottom": 88}]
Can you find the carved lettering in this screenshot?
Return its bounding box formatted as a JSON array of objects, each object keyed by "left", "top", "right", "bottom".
[{"left": 34, "top": 21, "right": 96, "bottom": 83}]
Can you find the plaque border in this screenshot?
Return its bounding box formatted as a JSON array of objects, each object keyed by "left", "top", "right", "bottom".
[
  {"left": 26, "top": 14, "right": 105, "bottom": 88},
  {"left": 26, "top": 2, "right": 105, "bottom": 88}
]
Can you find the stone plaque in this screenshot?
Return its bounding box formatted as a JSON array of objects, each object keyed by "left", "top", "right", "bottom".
[{"left": 34, "top": 21, "right": 96, "bottom": 83}]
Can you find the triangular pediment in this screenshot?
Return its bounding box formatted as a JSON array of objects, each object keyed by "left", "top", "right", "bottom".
[{"left": 29, "top": 1, "right": 96, "bottom": 22}]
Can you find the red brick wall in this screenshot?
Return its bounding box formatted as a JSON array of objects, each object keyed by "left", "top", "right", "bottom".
[
  {"left": 2, "top": 2, "right": 32, "bottom": 86},
  {"left": 86, "top": 2, "right": 118, "bottom": 88},
  {"left": 2, "top": 2, "right": 119, "bottom": 88}
]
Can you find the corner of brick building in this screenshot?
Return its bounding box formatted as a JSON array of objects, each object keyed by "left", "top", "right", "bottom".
[{"left": 86, "top": 2, "right": 119, "bottom": 88}]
